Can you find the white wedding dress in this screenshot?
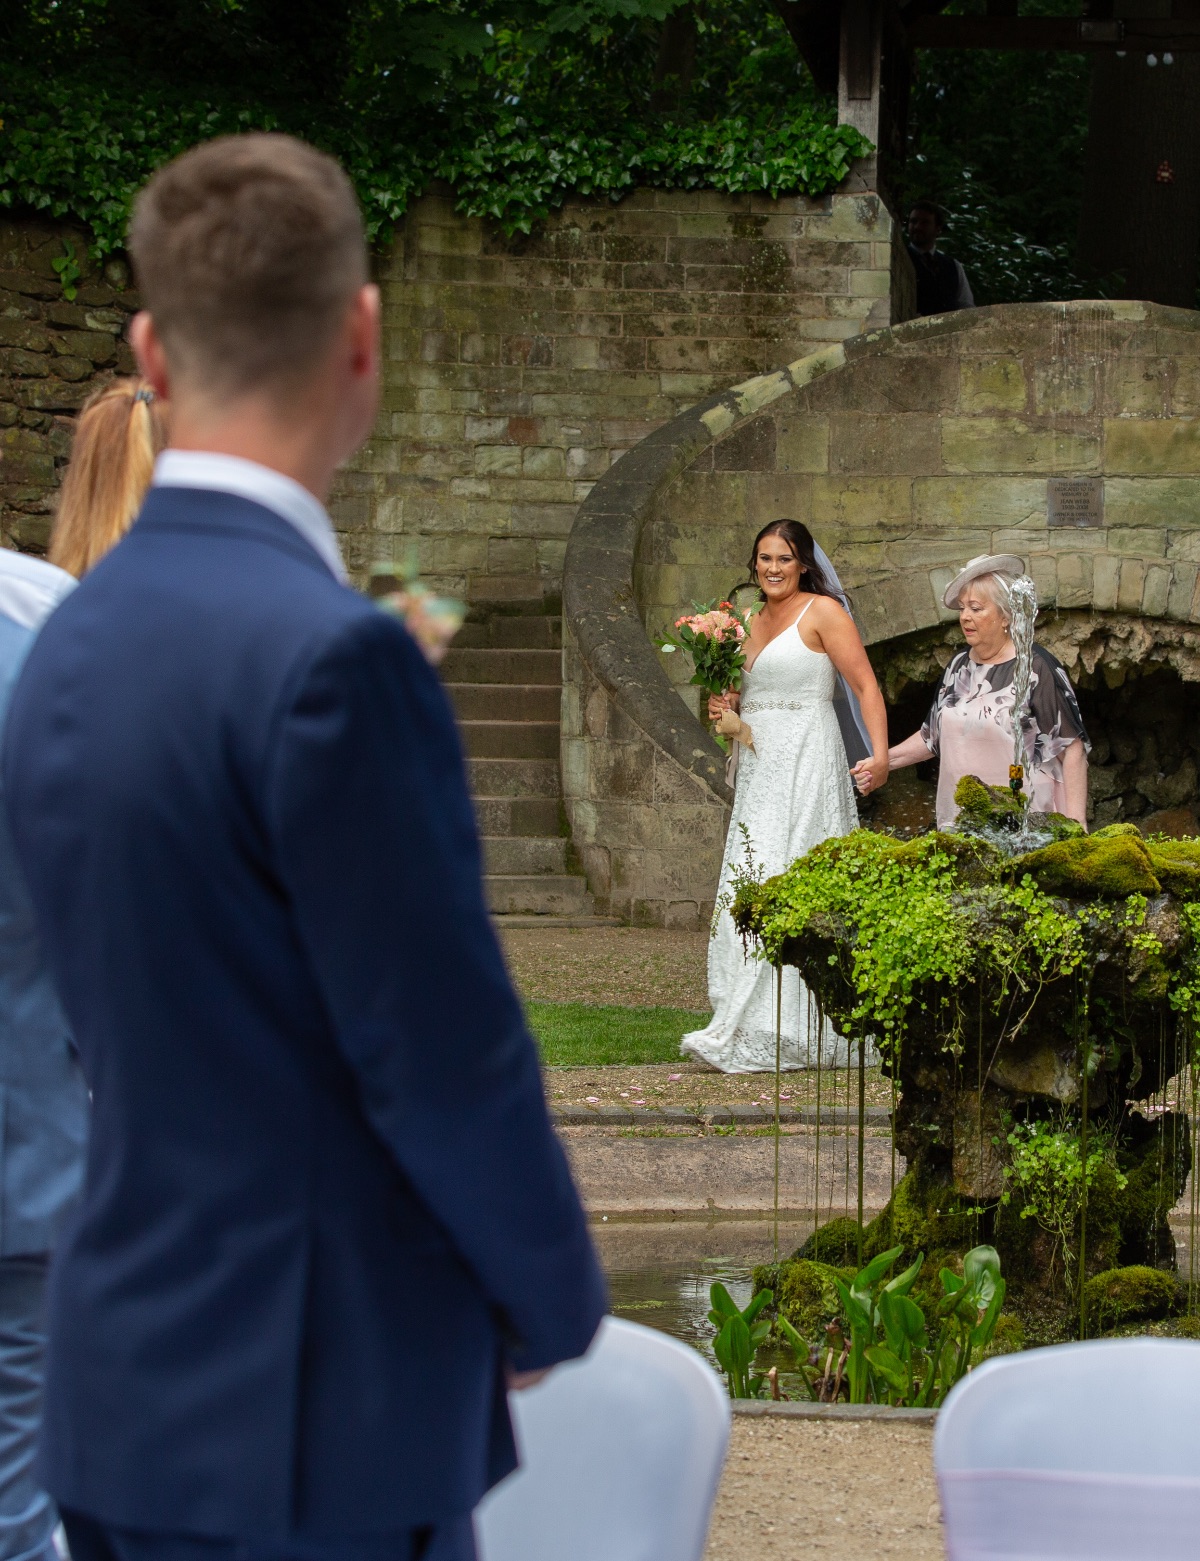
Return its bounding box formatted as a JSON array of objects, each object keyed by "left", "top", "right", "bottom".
[{"left": 681, "top": 603, "right": 860, "bottom": 1073}]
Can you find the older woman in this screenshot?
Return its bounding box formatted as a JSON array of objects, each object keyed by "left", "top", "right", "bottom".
[{"left": 883, "top": 554, "right": 1090, "bottom": 828}]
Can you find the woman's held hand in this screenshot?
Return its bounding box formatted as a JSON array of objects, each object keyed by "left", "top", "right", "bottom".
[
  {"left": 851, "top": 754, "right": 889, "bottom": 796},
  {"left": 707, "top": 691, "right": 739, "bottom": 721}
]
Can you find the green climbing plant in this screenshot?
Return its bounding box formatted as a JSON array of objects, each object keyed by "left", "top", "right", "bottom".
[{"left": 1002, "top": 1116, "right": 1126, "bottom": 1289}]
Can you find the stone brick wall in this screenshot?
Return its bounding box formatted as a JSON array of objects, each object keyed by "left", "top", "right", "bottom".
[
  {"left": 0, "top": 221, "right": 137, "bottom": 553},
  {"left": 333, "top": 180, "right": 912, "bottom": 595},
  {"left": 2, "top": 181, "right": 913, "bottom": 588},
  {"left": 565, "top": 300, "right": 1200, "bottom": 924}
]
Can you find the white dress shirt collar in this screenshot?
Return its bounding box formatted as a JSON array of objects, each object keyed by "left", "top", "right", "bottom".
[{"left": 152, "top": 451, "right": 348, "bottom": 584}]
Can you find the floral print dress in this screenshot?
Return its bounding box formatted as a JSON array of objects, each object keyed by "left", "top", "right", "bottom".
[{"left": 921, "top": 645, "right": 1089, "bottom": 828}]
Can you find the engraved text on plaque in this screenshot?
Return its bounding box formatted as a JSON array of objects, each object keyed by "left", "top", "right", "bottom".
[{"left": 1047, "top": 477, "right": 1103, "bottom": 528}]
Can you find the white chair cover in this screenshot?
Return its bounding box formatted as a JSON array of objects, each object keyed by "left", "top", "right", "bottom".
[
  {"left": 936, "top": 1337, "right": 1200, "bottom": 1560},
  {"left": 474, "top": 1316, "right": 731, "bottom": 1561}
]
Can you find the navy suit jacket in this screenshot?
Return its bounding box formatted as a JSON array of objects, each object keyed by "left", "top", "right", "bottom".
[
  {"left": 0, "top": 612, "right": 86, "bottom": 1258},
  {"left": 2, "top": 488, "right": 605, "bottom": 1540}
]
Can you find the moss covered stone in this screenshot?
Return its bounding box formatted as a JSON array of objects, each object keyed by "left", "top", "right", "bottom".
[
  {"left": 798, "top": 1215, "right": 862, "bottom": 1266},
  {"left": 752, "top": 1256, "right": 849, "bottom": 1343},
  {"left": 1146, "top": 837, "right": 1200, "bottom": 898},
  {"left": 1083, "top": 1265, "right": 1183, "bottom": 1332},
  {"left": 1016, "top": 833, "right": 1161, "bottom": 897}
]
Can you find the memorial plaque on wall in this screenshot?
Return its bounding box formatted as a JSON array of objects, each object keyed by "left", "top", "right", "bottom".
[{"left": 1047, "top": 477, "right": 1104, "bottom": 528}]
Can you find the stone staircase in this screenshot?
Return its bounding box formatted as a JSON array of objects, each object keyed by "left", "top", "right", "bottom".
[{"left": 441, "top": 604, "right": 614, "bottom": 925}]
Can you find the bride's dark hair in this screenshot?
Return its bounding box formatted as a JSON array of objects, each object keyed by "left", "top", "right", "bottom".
[{"left": 737, "top": 519, "right": 840, "bottom": 602}]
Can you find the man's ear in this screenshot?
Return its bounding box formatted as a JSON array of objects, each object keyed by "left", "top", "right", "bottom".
[
  {"left": 348, "top": 285, "right": 381, "bottom": 379},
  {"left": 129, "top": 313, "right": 171, "bottom": 400}
]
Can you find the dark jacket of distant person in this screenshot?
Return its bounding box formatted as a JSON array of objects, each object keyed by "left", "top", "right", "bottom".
[
  {"left": 2, "top": 486, "right": 607, "bottom": 1541},
  {"left": 907, "top": 243, "right": 975, "bottom": 316}
]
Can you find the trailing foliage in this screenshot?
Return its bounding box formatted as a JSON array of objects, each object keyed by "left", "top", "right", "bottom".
[
  {"left": 730, "top": 800, "right": 1200, "bottom": 1063},
  {"left": 0, "top": 0, "right": 871, "bottom": 254},
  {"left": 1003, "top": 1116, "right": 1126, "bottom": 1287},
  {"left": 729, "top": 829, "right": 1086, "bottom": 1053}
]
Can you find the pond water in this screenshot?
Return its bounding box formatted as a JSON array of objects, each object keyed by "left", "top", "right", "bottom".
[
  {"left": 593, "top": 1212, "right": 1200, "bottom": 1372},
  {"left": 593, "top": 1214, "right": 814, "bottom": 1366}
]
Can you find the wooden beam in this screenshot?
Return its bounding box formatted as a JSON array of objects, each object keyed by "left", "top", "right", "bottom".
[
  {"left": 908, "top": 13, "right": 1200, "bottom": 47},
  {"left": 770, "top": 0, "right": 841, "bottom": 93}
]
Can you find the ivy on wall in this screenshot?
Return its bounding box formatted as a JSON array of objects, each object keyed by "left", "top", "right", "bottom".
[{"left": 0, "top": 0, "right": 871, "bottom": 257}]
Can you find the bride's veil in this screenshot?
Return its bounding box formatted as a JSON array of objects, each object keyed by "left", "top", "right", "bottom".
[{"left": 812, "top": 541, "right": 873, "bottom": 766}]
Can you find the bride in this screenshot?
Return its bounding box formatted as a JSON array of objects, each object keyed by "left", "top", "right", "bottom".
[{"left": 680, "top": 519, "right": 889, "bottom": 1074}]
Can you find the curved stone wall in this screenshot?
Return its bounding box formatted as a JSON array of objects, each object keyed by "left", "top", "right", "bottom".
[{"left": 563, "top": 300, "right": 1200, "bottom": 926}]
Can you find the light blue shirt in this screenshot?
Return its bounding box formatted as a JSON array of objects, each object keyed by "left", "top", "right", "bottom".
[{"left": 0, "top": 611, "right": 87, "bottom": 1256}]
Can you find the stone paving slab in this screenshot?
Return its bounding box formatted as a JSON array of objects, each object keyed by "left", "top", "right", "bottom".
[{"left": 559, "top": 1127, "right": 903, "bottom": 1214}]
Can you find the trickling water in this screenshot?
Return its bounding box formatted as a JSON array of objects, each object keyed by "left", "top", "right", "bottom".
[{"left": 1007, "top": 575, "right": 1039, "bottom": 774}]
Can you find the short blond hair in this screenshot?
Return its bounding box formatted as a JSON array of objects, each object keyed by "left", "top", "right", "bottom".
[
  {"left": 960, "top": 570, "right": 1024, "bottom": 624},
  {"left": 128, "top": 133, "right": 367, "bottom": 400},
  {"left": 50, "top": 379, "right": 168, "bottom": 577}
]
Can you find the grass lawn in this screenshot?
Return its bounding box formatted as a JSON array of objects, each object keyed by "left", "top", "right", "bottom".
[{"left": 527, "top": 1001, "right": 709, "bottom": 1067}]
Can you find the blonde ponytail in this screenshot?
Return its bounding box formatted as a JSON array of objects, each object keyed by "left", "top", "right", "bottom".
[{"left": 50, "top": 379, "right": 168, "bottom": 578}]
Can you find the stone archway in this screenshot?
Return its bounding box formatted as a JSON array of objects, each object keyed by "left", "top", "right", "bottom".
[{"left": 563, "top": 300, "right": 1200, "bottom": 926}]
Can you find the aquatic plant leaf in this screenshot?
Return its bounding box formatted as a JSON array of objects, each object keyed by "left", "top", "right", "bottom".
[
  {"left": 963, "top": 1245, "right": 1002, "bottom": 1305},
  {"left": 854, "top": 1245, "right": 902, "bottom": 1292},
  {"left": 743, "top": 1288, "right": 773, "bottom": 1326},
  {"left": 864, "top": 1344, "right": 908, "bottom": 1393},
  {"left": 708, "top": 1281, "right": 739, "bottom": 1322},
  {"left": 970, "top": 1278, "right": 1007, "bottom": 1350},
  {"left": 884, "top": 1252, "right": 925, "bottom": 1298}
]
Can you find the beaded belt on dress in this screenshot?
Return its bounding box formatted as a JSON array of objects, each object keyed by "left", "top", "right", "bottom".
[{"left": 741, "top": 699, "right": 808, "bottom": 714}]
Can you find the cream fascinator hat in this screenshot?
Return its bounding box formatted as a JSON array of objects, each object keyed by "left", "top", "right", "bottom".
[{"left": 943, "top": 553, "right": 1027, "bottom": 610}]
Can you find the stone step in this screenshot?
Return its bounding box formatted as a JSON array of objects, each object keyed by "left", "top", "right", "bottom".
[
  {"left": 483, "top": 835, "right": 570, "bottom": 875},
  {"left": 449, "top": 683, "right": 561, "bottom": 722},
  {"left": 462, "top": 721, "right": 559, "bottom": 759},
  {"left": 486, "top": 874, "right": 594, "bottom": 916},
  {"left": 440, "top": 647, "right": 561, "bottom": 686},
  {"left": 456, "top": 617, "right": 562, "bottom": 650},
  {"left": 474, "top": 796, "right": 562, "bottom": 836},
  {"left": 468, "top": 757, "right": 559, "bottom": 799}
]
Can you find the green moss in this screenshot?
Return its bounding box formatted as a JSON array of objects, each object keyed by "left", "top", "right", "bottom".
[
  {"left": 1147, "top": 838, "right": 1200, "bottom": 898},
  {"left": 1083, "top": 1265, "right": 1183, "bottom": 1332},
  {"left": 1114, "top": 1112, "right": 1189, "bottom": 1268},
  {"left": 1016, "top": 834, "right": 1161, "bottom": 897},
  {"left": 954, "top": 774, "right": 1022, "bottom": 830},
  {"left": 798, "top": 1215, "right": 862, "bottom": 1266},
  {"left": 863, "top": 1166, "right": 979, "bottom": 1274},
  {"left": 754, "top": 1257, "right": 851, "bottom": 1343},
  {"left": 984, "top": 1313, "right": 1026, "bottom": 1357}
]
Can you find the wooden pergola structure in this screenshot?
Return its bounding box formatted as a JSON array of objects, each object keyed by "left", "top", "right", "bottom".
[{"left": 773, "top": 0, "right": 1200, "bottom": 195}]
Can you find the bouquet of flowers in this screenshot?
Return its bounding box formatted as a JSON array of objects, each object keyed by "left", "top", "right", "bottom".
[
  {"left": 371, "top": 557, "right": 466, "bottom": 666},
  {"left": 654, "top": 598, "right": 752, "bottom": 696}
]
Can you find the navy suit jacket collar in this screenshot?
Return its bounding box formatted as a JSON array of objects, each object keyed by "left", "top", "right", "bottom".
[{"left": 134, "top": 487, "right": 342, "bottom": 582}]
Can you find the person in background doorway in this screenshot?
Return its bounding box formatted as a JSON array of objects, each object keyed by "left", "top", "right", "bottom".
[
  {"left": 50, "top": 379, "right": 167, "bottom": 577},
  {"left": 0, "top": 544, "right": 85, "bottom": 1561},
  {"left": 906, "top": 200, "right": 976, "bottom": 316}
]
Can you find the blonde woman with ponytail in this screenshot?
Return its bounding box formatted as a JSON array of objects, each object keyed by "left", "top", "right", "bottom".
[{"left": 50, "top": 379, "right": 167, "bottom": 578}]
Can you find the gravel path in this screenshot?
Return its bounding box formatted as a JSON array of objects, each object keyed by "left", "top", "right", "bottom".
[
  {"left": 545, "top": 1062, "right": 894, "bottom": 1112},
  {"left": 704, "top": 1418, "right": 942, "bottom": 1561},
  {"left": 500, "top": 926, "right": 710, "bottom": 1010}
]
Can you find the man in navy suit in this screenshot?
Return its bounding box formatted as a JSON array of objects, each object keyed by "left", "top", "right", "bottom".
[{"left": 2, "top": 133, "right": 605, "bottom": 1561}]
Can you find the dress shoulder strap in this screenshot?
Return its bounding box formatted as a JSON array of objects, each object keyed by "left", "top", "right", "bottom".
[{"left": 793, "top": 598, "right": 816, "bottom": 629}]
